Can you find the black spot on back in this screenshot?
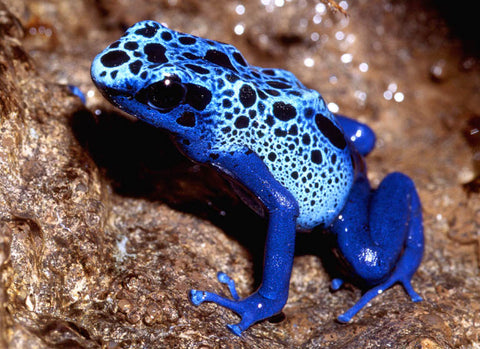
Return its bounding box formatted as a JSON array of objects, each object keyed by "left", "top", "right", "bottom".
[
  {"left": 183, "top": 52, "right": 200, "bottom": 60},
  {"left": 204, "top": 50, "right": 237, "bottom": 73},
  {"left": 267, "top": 81, "right": 291, "bottom": 89},
  {"left": 185, "top": 64, "right": 210, "bottom": 75},
  {"left": 101, "top": 50, "right": 130, "bottom": 67},
  {"left": 179, "top": 36, "right": 197, "bottom": 45},
  {"left": 268, "top": 152, "right": 277, "bottom": 161},
  {"left": 265, "top": 89, "right": 280, "bottom": 96},
  {"left": 144, "top": 43, "right": 168, "bottom": 64},
  {"left": 234, "top": 115, "right": 249, "bottom": 129},
  {"left": 273, "top": 102, "right": 297, "bottom": 121},
  {"left": 263, "top": 69, "right": 275, "bottom": 76},
  {"left": 302, "top": 134, "right": 311, "bottom": 145},
  {"left": 239, "top": 84, "right": 256, "bottom": 108},
  {"left": 233, "top": 52, "right": 247, "bottom": 67},
  {"left": 315, "top": 114, "right": 347, "bottom": 149},
  {"left": 311, "top": 150, "right": 323, "bottom": 164}
]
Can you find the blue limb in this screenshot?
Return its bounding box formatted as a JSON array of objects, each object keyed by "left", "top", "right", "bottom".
[
  {"left": 331, "top": 278, "right": 344, "bottom": 291},
  {"left": 336, "top": 114, "right": 376, "bottom": 156},
  {"left": 189, "top": 148, "right": 299, "bottom": 335},
  {"left": 68, "top": 85, "right": 86, "bottom": 104},
  {"left": 217, "top": 272, "right": 240, "bottom": 300},
  {"left": 331, "top": 172, "right": 423, "bottom": 322}
]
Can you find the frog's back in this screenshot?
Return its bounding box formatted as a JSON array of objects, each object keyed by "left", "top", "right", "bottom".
[{"left": 91, "top": 20, "right": 355, "bottom": 230}]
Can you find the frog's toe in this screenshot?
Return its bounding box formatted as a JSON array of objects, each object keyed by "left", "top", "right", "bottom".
[
  {"left": 189, "top": 289, "right": 208, "bottom": 306},
  {"left": 401, "top": 279, "right": 422, "bottom": 302},
  {"left": 217, "top": 272, "right": 240, "bottom": 300}
]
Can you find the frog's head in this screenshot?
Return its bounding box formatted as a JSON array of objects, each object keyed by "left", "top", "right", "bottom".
[{"left": 91, "top": 20, "right": 246, "bottom": 136}]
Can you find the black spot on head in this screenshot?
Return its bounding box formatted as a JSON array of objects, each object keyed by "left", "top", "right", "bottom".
[
  {"left": 291, "top": 171, "right": 299, "bottom": 179},
  {"left": 161, "top": 31, "right": 172, "bottom": 41},
  {"left": 257, "top": 89, "right": 268, "bottom": 100},
  {"left": 234, "top": 115, "right": 249, "bottom": 129},
  {"left": 204, "top": 50, "right": 237, "bottom": 73},
  {"left": 311, "top": 150, "right": 323, "bottom": 164},
  {"left": 124, "top": 41, "right": 139, "bottom": 50},
  {"left": 263, "top": 69, "right": 275, "bottom": 76},
  {"left": 268, "top": 152, "right": 277, "bottom": 161},
  {"left": 100, "top": 71, "right": 106, "bottom": 77},
  {"left": 101, "top": 50, "right": 130, "bottom": 67},
  {"left": 239, "top": 84, "right": 256, "bottom": 108},
  {"left": 315, "top": 114, "right": 347, "bottom": 149},
  {"left": 233, "top": 52, "right": 247, "bottom": 67},
  {"left": 129, "top": 60, "right": 143, "bottom": 75},
  {"left": 176, "top": 111, "right": 196, "bottom": 127},
  {"left": 221, "top": 126, "right": 231, "bottom": 133},
  {"left": 273, "top": 102, "right": 297, "bottom": 121},
  {"left": 185, "top": 64, "right": 210, "bottom": 74},
  {"left": 140, "top": 71, "right": 148, "bottom": 79},
  {"left": 110, "top": 70, "right": 118, "bottom": 79},
  {"left": 185, "top": 83, "right": 212, "bottom": 110},
  {"left": 266, "top": 115, "right": 275, "bottom": 126},
  {"left": 225, "top": 112, "right": 233, "bottom": 119},
  {"left": 144, "top": 43, "right": 168, "bottom": 64},
  {"left": 109, "top": 41, "right": 121, "bottom": 49},
  {"left": 267, "top": 81, "right": 291, "bottom": 89},
  {"left": 135, "top": 23, "right": 159, "bottom": 37},
  {"left": 179, "top": 36, "right": 197, "bottom": 45},
  {"left": 225, "top": 89, "right": 235, "bottom": 97}
]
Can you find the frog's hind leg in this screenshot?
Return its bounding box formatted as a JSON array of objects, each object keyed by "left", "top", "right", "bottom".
[{"left": 332, "top": 172, "right": 424, "bottom": 323}]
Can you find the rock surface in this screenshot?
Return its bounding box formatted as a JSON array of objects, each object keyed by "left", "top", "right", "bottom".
[{"left": 0, "top": 0, "right": 479, "bottom": 347}]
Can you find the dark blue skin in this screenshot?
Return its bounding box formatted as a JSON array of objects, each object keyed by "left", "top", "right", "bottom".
[{"left": 91, "top": 20, "right": 424, "bottom": 335}]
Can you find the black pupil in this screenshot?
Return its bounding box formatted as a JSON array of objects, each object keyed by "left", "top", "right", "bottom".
[{"left": 143, "top": 79, "right": 186, "bottom": 111}]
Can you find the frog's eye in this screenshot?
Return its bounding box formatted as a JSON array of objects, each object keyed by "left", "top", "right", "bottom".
[{"left": 135, "top": 77, "right": 186, "bottom": 112}]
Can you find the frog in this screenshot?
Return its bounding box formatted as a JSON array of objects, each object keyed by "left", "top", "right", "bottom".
[{"left": 91, "top": 20, "right": 424, "bottom": 336}]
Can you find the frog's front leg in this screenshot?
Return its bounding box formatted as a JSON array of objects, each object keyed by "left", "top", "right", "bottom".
[
  {"left": 189, "top": 147, "right": 299, "bottom": 335},
  {"left": 331, "top": 172, "right": 424, "bottom": 322}
]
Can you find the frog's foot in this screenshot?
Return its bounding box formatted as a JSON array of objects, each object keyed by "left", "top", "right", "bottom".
[
  {"left": 336, "top": 273, "right": 422, "bottom": 323},
  {"left": 189, "top": 272, "right": 285, "bottom": 335}
]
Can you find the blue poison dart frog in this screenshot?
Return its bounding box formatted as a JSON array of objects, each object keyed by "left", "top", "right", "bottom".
[{"left": 91, "top": 20, "right": 424, "bottom": 335}]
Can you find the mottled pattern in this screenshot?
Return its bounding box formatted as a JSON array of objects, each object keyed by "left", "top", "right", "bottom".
[{"left": 91, "top": 20, "right": 354, "bottom": 230}]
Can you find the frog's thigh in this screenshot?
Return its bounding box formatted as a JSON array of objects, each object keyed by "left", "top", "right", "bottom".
[{"left": 335, "top": 172, "right": 423, "bottom": 284}]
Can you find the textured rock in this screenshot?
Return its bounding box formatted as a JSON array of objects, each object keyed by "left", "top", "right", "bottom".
[{"left": 0, "top": 0, "right": 479, "bottom": 348}]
